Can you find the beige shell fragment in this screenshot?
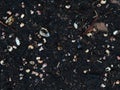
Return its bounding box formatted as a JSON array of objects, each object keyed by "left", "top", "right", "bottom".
[
  {"left": 94, "top": 22, "right": 108, "bottom": 32},
  {"left": 110, "top": 0, "right": 120, "bottom": 5},
  {"left": 5, "top": 16, "right": 14, "bottom": 25}
]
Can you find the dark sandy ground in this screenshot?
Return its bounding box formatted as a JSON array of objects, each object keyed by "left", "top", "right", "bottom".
[{"left": 0, "top": 0, "right": 120, "bottom": 90}]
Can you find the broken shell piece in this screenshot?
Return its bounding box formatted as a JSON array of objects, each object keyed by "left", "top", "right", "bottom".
[
  {"left": 15, "top": 37, "right": 21, "bottom": 46},
  {"left": 39, "top": 27, "right": 50, "bottom": 37},
  {"left": 5, "top": 16, "right": 14, "bottom": 25},
  {"left": 7, "top": 46, "right": 13, "bottom": 52},
  {"left": 94, "top": 22, "right": 108, "bottom": 32}
]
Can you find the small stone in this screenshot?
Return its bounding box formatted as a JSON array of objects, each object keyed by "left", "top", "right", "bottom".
[
  {"left": 36, "top": 57, "right": 41, "bottom": 60},
  {"left": 85, "top": 49, "right": 89, "bottom": 53},
  {"left": 117, "top": 56, "right": 120, "bottom": 60},
  {"left": 43, "top": 38, "right": 47, "bottom": 43},
  {"left": 100, "top": 83, "right": 106, "bottom": 88},
  {"left": 100, "top": 0, "right": 107, "bottom": 4},
  {"left": 105, "top": 49, "right": 110, "bottom": 55},
  {"left": 113, "top": 30, "right": 119, "bottom": 35},
  {"left": 103, "top": 33, "right": 108, "bottom": 37},
  {"left": 26, "top": 69, "right": 30, "bottom": 73},
  {"left": 83, "top": 70, "right": 87, "bottom": 74},
  {"left": 28, "top": 45, "right": 34, "bottom": 49},
  {"left": 6, "top": 11, "right": 12, "bottom": 15},
  {"left": 30, "top": 10, "right": 34, "bottom": 14},
  {"left": 65, "top": 5, "right": 71, "bottom": 9},
  {"left": 21, "top": 2, "right": 25, "bottom": 8},
  {"left": 115, "top": 80, "right": 120, "bottom": 85},
  {"left": 42, "top": 63, "right": 47, "bottom": 68},
  {"left": 20, "top": 14, "right": 25, "bottom": 18},
  {"left": 87, "top": 33, "right": 93, "bottom": 37},
  {"left": 12, "top": 45, "right": 17, "bottom": 49},
  {"left": 15, "top": 37, "right": 20, "bottom": 46},
  {"left": 39, "top": 46, "right": 44, "bottom": 51},
  {"left": 7, "top": 46, "right": 13, "bottom": 52},
  {"left": 29, "top": 61, "right": 35, "bottom": 65},
  {"left": 105, "top": 67, "right": 111, "bottom": 71},
  {"left": 39, "top": 27, "right": 50, "bottom": 37},
  {"left": 39, "top": 73, "right": 43, "bottom": 78},
  {"left": 0, "top": 60, "right": 4, "bottom": 65},
  {"left": 31, "top": 71, "right": 39, "bottom": 76},
  {"left": 20, "top": 23, "right": 25, "bottom": 27},
  {"left": 37, "top": 60, "right": 43, "bottom": 64},
  {"left": 73, "top": 23, "right": 78, "bottom": 29}
]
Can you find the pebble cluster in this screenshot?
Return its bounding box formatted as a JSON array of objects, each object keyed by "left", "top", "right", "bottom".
[{"left": 0, "top": 0, "right": 120, "bottom": 90}]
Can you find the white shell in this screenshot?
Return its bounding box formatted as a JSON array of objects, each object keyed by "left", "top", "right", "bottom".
[
  {"left": 15, "top": 37, "right": 20, "bottom": 46},
  {"left": 39, "top": 27, "right": 50, "bottom": 37},
  {"left": 74, "top": 23, "right": 78, "bottom": 29},
  {"left": 113, "top": 30, "right": 119, "bottom": 35}
]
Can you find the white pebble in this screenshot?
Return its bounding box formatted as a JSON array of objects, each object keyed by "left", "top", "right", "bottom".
[
  {"left": 6, "top": 11, "right": 12, "bottom": 15},
  {"left": 65, "top": 5, "right": 71, "bottom": 9},
  {"left": 87, "top": 33, "right": 93, "bottom": 37},
  {"left": 105, "top": 67, "right": 111, "bottom": 71},
  {"left": 15, "top": 37, "right": 21, "bottom": 46},
  {"left": 39, "top": 46, "right": 44, "bottom": 51},
  {"left": 100, "top": 0, "right": 107, "bottom": 4},
  {"left": 20, "top": 23, "right": 25, "bottom": 28},
  {"left": 25, "top": 69, "right": 30, "bottom": 73},
  {"left": 42, "top": 63, "right": 47, "bottom": 68},
  {"left": 36, "top": 57, "right": 41, "bottom": 60},
  {"left": 0, "top": 60, "right": 4, "bottom": 65},
  {"left": 85, "top": 49, "right": 89, "bottom": 53},
  {"left": 20, "top": 14, "right": 25, "bottom": 18},
  {"left": 100, "top": 83, "right": 106, "bottom": 88},
  {"left": 113, "top": 30, "right": 119, "bottom": 35},
  {"left": 29, "top": 61, "right": 35, "bottom": 65},
  {"left": 74, "top": 23, "right": 78, "bottom": 29},
  {"left": 28, "top": 45, "right": 34, "bottom": 49},
  {"left": 103, "top": 33, "right": 108, "bottom": 37},
  {"left": 30, "top": 10, "right": 34, "bottom": 14},
  {"left": 32, "top": 71, "right": 39, "bottom": 76},
  {"left": 105, "top": 49, "right": 110, "bottom": 55}
]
